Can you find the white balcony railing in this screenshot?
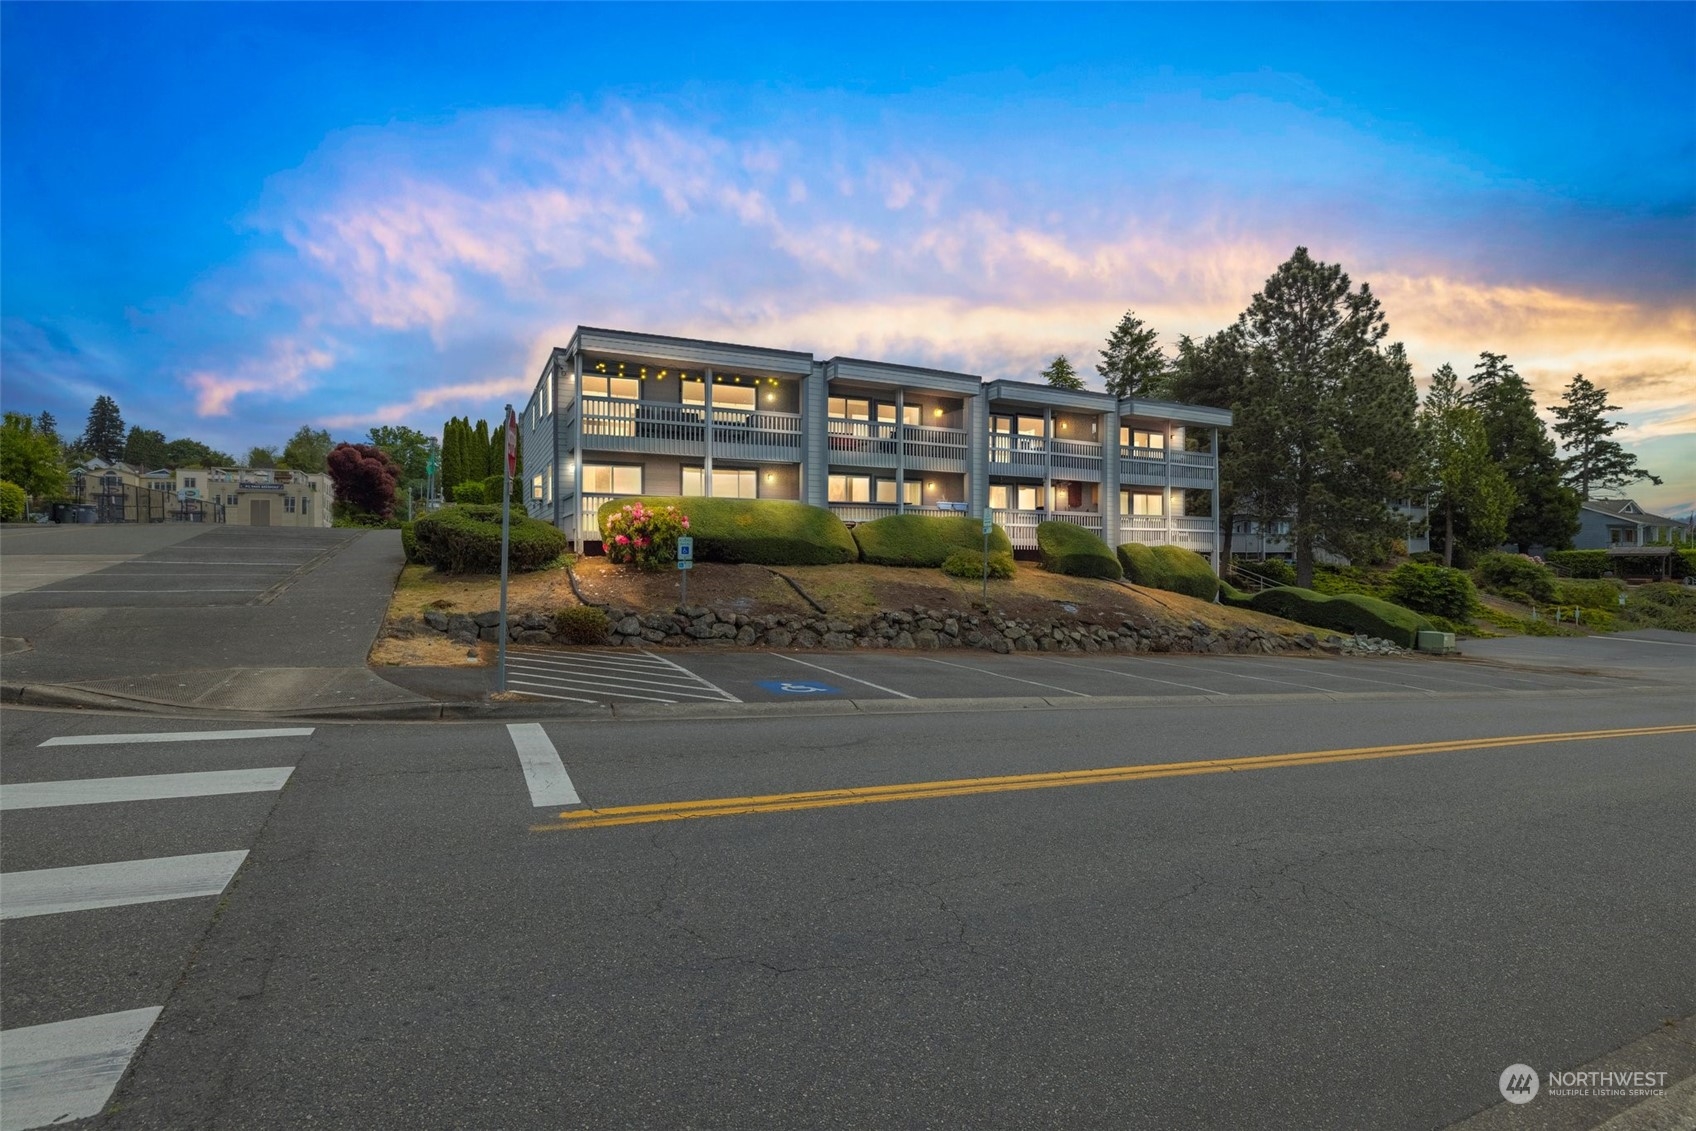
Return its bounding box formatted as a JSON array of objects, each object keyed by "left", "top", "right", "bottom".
[
  {"left": 1121, "top": 515, "right": 1217, "bottom": 548},
  {"left": 827, "top": 503, "right": 958, "bottom": 524},
  {"left": 827, "top": 418, "right": 898, "bottom": 460},
  {"left": 989, "top": 435, "right": 1048, "bottom": 469},
  {"left": 902, "top": 424, "right": 969, "bottom": 466},
  {"left": 827, "top": 420, "right": 969, "bottom": 467},
  {"left": 989, "top": 508, "right": 1103, "bottom": 550},
  {"left": 579, "top": 396, "right": 802, "bottom": 455},
  {"left": 1050, "top": 439, "right": 1103, "bottom": 473}
]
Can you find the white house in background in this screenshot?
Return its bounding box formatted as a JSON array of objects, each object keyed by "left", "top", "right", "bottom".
[{"left": 518, "top": 327, "right": 1233, "bottom": 566}]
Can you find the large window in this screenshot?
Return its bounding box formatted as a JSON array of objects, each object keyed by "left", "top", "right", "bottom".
[
  {"left": 583, "top": 375, "right": 639, "bottom": 399},
  {"left": 1122, "top": 490, "right": 1164, "bottom": 516},
  {"left": 828, "top": 475, "right": 872, "bottom": 503},
  {"left": 687, "top": 382, "right": 757, "bottom": 410},
  {"left": 1018, "top": 484, "right": 1044, "bottom": 510},
  {"left": 992, "top": 484, "right": 1045, "bottom": 510},
  {"left": 989, "top": 484, "right": 1009, "bottom": 510},
  {"left": 684, "top": 467, "right": 758, "bottom": 498},
  {"left": 829, "top": 396, "right": 872, "bottom": 420},
  {"left": 903, "top": 479, "right": 922, "bottom": 506},
  {"left": 1121, "top": 427, "right": 1166, "bottom": 450},
  {"left": 583, "top": 464, "right": 642, "bottom": 494}
]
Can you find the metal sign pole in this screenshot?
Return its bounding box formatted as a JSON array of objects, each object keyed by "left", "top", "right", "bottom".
[
  {"left": 498, "top": 404, "right": 516, "bottom": 693},
  {"left": 982, "top": 513, "right": 992, "bottom": 604}
]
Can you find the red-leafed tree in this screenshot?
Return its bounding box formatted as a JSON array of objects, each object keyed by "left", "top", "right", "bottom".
[{"left": 326, "top": 442, "right": 401, "bottom": 520}]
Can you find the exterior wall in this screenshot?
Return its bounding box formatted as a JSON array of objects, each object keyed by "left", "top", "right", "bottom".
[
  {"left": 524, "top": 328, "right": 1231, "bottom": 553},
  {"left": 174, "top": 467, "right": 332, "bottom": 528}
]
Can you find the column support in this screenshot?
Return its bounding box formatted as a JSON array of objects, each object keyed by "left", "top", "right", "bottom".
[
  {"left": 1210, "top": 426, "right": 1221, "bottom": 573},
  {"left": 703, "top": 368, "right": 714, "bottom": 497},
  {"left": 895, "top": 389, "right": 907, "bottom": 514},
  {"left": 571, "top": 351, "right": 584, "bottom": 552},
  {"left": 1042, "top": 407, "right": 1054, "bottom": 516}
]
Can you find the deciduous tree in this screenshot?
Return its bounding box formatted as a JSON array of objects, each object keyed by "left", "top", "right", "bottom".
[
  {"left": 0, "top": 412, "right": 67, "bottom": 498},
  {"left": 366, "top": 425, "right": 439, "bottom": 484},
  {"left": 280, "top": 425, "right": 334, "bottom": 473},
  {"left": 246, "top": 446, "right": 278, "bottom": 468},
  {"left": 326, "top": 442, "right": 401, "bottom": 520},
  {"left": 1418, "top": 364, "right": 1513, "bottom": 565},
  {"left": 122, "top": 426, "right": 168, "bottom": 469},
  {"left": 1551, "top": 373, "right": 1661, "bottom": 499}
]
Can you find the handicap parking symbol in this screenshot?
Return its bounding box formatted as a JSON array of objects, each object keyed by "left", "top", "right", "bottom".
[{"left": 756, "top": 679, "right": 841, "bottom": 696}]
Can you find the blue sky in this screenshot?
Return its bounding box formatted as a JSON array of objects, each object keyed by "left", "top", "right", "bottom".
[{"left": 3, "top": 3, "right": 1692, "bottom": 512}]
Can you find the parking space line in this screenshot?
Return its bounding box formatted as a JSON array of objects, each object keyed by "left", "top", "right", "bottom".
[
  {"left": 0, "top": 851, "right": 249, "bottom": 920},
  {"left": 506, "top": 664, "right": 735, "bottom": 702},
  {"left": 1239, "top": 658, "right": 1437, "bottom": 692},
  {"left": 507, "top": 678, "right": 683, "bottom": 703},
  {"left": 1138, "top": 656, "right": 1334, "bottom": 693},
  {"left": 506, "top": 657, "right": 731, "bottom": 691},
  {"left": 506, "top": 723, "right": 580, "bottom": 808},
  {"left": 502, "top": 686, "right": 599, "bottom": 704},
  {"left": 0, "top": 1006, "right": 163, "bottom": 1131},
  {"left": 40, "top": 728, "right": 314, "bottom": 748},
  {"left": 0, "top": 768, "right": 295, "bottom": 810},
  {"left": 769, "top": 654, "right": 916, "bottom": 699},
  {"left": 917, "top": 656, "right": 1090, "bottom": 696},
  {"left": 1045, "top": 657, "right": 1226, "bottom": 695},
  {"left": 518, "top": 650, "right": 682, "bottom": 672},
  {"left": 637, "top": 648, "right": 743, "bottom": 702}
]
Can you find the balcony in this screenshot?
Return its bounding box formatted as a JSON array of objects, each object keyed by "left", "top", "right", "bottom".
[
  {"left": 990, "top": 508, "right": 1103, "bottom": 550},
  {"left": 828, "top": 421, "right": 969, "bottom": 470},
  {"left": 1119, "top": 447, "right": 1217, "bottom": 485},
  {"left": 1121, "top": 515, "right": 1217, "bottom": 549},
  {"left": 1050, "top": 439, "right": 1102, "bottom": 480},
  {"left": 828, "top": 503, "right": 958, "bottom": 525},
  {"left": 988, "top": 435, "right": 1048, "bottom": 475},
  {"left": 579, "top": 396, "right": 802, "bottom": 460}
]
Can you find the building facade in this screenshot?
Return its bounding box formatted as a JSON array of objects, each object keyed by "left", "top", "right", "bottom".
[
  {"left": 521, "top": 328, "right": 1232, "bottom": 565},
  {"left": 1571, "top": 498, "right": 1688, "bottom": 549},
  {"left": 1230, "top": 497, "right": 1433, "bottom": 562},
  {"left": 172, "top": 467, "right": 334, "bottom": 527}
]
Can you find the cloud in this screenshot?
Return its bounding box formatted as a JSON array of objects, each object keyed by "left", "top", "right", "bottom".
[
  {"left": 183, "top": 337, "right": 334, "bottom": 416},
  {"left": 316, "top": 375, "right": 532, "bottom": 431}
]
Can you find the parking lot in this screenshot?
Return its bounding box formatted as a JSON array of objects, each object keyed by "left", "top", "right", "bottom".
[
  {"left": 497, "top": 643, "right": 1667, "bottom": 707},
  {"left": 0, "top": 526, "right": 360, "bottom": 610}
]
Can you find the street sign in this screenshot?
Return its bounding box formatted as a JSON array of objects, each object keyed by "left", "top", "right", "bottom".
[
  {"left": 983, "top": 515, "right": 994, "bottom": 534},
  {"left": 504, "top": 406, "right": 518, "bottom": 477},
  {"left": 677, "top": 559, "right": 693, "bottom": 571},
  {"left": 676, "top": 536, "right": 694, "bottom": 562}
]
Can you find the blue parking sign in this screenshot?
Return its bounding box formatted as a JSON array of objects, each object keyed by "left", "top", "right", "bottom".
[{"left": 756, "top": 679, "right": 840, "bottom": 695}]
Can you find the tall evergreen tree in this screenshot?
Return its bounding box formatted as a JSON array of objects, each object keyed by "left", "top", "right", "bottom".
[
  {"left": 122, "top": 426, "right": 168, "bottom": 470},
  {"left": 1166, "top": 329, "right": 1250, "bottom": 557},
  {"left": 1466, "top": 352, "right": 1580, "bottom": 551},
  {"left": 1227, "top": 247, "right": 1420, "bottom": 586},
  {"left": 1551, "top": 373, "right": 1661, "bottom": 499},
  {"left": 1097, "top": 312, "right": 1167, "bottom": 397},
  {"left": 472, "top": 419, "right": 493, "bottom": 478},
  {"left": 37, "top": 412, "right": 58, "bottom": 442},
  {"left": 80, "top": 396, "right": 126, "bottom": 462},
  {"left": 1418, "top": 364, "right": 1513, "bottom": 565},
  {"left": 440, "top": 417, "right": 468, "bottom": 495},
  {"left": 1040, "top": 354, "right": 1085, "bottom": 391}
]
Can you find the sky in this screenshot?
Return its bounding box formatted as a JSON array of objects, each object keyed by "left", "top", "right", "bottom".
[{"left": 3, "top": 2, "right": 1692, "bottom": 514}]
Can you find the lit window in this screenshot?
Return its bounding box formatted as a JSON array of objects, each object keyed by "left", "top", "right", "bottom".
[
  {"left": 1017, "top": 418, "right": 1044, "bottom": 437},
  {"left": 903, "top": 404, "right": 922, "bottom": 426},
  {"left": 992, "top": 416, "right": 1014, "bottom": 434},
  {"left": 828, "top": 475, "right": 872, "bottom": 503},
  {"left": 1121, "top": 427, "right": 1166, "bottom": 451},
  {"left": 583, "top": 464, "right": 642, "bottom": 494},
  {"left": 583, "top": 375, "right": 640, "bottom": 399},
  {"left": 829, "top": 397, "right": 871, "bottom": 420},
  {"left": 1121, "top": 490, "right": 1164, "bottom": 516},
  {"left": 903, "top": 479, "right": 922, "bottom": 506},
  {"left": 876, "top": 403, "right": 897, "bottom": 423},
  {"left": 1017, "top": 485, "right": 1044, "bottom": 511},
  {"left": 989, "top": 485, "right": 1010, "bottom": 510},
  {"left": 875, "top": 479, "right": 897, "bottom": 504}
]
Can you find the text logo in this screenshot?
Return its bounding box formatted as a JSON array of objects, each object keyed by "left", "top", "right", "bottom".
[{"left": 1499, "top": 1064, "right": 1540, "bottom": 1104}]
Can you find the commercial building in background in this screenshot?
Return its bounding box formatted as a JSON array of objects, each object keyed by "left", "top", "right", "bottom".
[
  {"left": 171, "top": 467, "right": 334, "bottom": 527},
  {"left": 520, "top": 327, "right": 1232, "bottom": 566}
]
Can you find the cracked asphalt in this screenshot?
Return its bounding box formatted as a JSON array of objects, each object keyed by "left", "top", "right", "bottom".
[{"left": 6, "top": 675, "right": 1690, "bottom": 1130}]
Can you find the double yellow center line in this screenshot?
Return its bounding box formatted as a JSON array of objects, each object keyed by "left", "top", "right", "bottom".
[{"left": 532, "top": 723, "right": 1695, "bottom": 832}]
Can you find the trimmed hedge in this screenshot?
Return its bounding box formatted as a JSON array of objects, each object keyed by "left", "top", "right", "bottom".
[
  {"left": 1547, "top": 547, "right": 1693, "bottom": 580},
  {"left": 596, "top": 496, "right": 856, "bottom": 565},
  {"left": 1037, "top": 521, "right": 1122, "bottom": 579},
  {"left": 451, "top": 481, "right": 487, "bottom": 505},
  {"left": 0, "top": 480, "right": 25, "bottom": 522},
  {"left": 1475, "top": 552, "right": 1555, "bottom": 603},
  {"left": 554, "top": 605, "right": 610, "bottom": 644},
  {"left": 941, "top": 547, "right": 1016, "bottom": 579},
  {"left": 853, "top": 513, "right": 1012, "bottom": 566},
  {"left": 1386, "top": 561, "right": 1475, "bottom": 620},
  {"left": 412, "top": 504, "right": 566, "bottom": 574},
  {"left": 1247, "top": 586, "right": 1432, "bottom": 648},
  {"left": 1119, "top": 543, "right": 1220, "bottom": 600},
  {"left": 400, "top": 521, "right": 420, "bottom": 563}
]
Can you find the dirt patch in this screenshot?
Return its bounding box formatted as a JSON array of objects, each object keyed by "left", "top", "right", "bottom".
[
  {"left": 386, "top": 563, "right": 579, "bottom": 618},
  {"left": 370, "top": 631, "right": 488, "bottom": 667},
  {"left": 570, "top": 558, "right": 809, "bottom": 617}
]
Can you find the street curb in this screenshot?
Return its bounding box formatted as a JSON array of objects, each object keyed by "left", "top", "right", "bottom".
[{"left": 1, "top": 679, "right": 1681, "bottom": 724}]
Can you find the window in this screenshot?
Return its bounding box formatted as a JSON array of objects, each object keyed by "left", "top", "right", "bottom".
[
  {"left": 1017, "top": 485, "right": 1044, "bottom": 510},
  {"left": 829, "top": 397, "right": 871, "bottom": 420},
  {"left": 903, "top": 479, "right": 923, "bottom": 506},
  {"left": 583, "top": 464, "right": 643, "bottom": 494},
  {"left": 1122, "top": 428, "right": 1165, "bottom": 451},
  {"left": 582, "top": 375, "right": 640, "bottom": 399},
  {"left": 1017, "top": 417, "right": 1044, "bottom": 437},
  {"left": 302, "top": 497, "right": 311, "bottom": 519},
  {"left": 989, "top": 484, "right": 1010, "bottom": 510},
  {"left": 284, "top": 495, "right": 297, "bottom": 513},
  {"left": 828, "top": 475, "right": 872, "bottom": 503},
  {"left": 683, "top": 467, "right": 758, "bottom": 498},
  {"left": 875, "top": 478, "right": 897, "bottom": 504},
  {"left": 876, "top": 403, "right": 897, "bottom": 423},
  {"left": 531, "top": 474, "right": 543, "bottom": 504},
  {"left": 903, "top": 404, "right": 921, "bottom": 426},
  {"left": 992, "top": 415, "right": 1014, "bottom": 434},
  {"left": 1121, "top": 490, "right": 1164, "bottom": 516},
  {"left": 684, "top": 382, "right": 757, "bottom": 410},
  {"left": 183, "top": 476, "right": 197, "bottom": 489}
]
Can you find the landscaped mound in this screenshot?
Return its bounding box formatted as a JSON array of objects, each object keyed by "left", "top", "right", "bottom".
[
  {"left": 597, "top": 496, "right": 856, "bottom": 565},
  {"left": 1246, "top": 586, "right": 1432, "bottom": 648},
  {"left": 1118, "top": 543, "right": 1219, "bottom": 600},
  {"left": 852, "top": 513, "right": 1013, "bottom": 566},
  {"left": 412, "top": 504, "right": 567, "bottom": 574},
  {"left": 1037, "top": 520, "right": 1123, "bottom": 580}
]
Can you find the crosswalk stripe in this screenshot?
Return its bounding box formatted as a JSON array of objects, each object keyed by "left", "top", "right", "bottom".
[
  {"left": 0, "top": 768, "right": 295, "bottom": 811},
  {"left": 0, "top": 851, "right": 248, "bottom": 920},
  {"left": 507, "top": 723, "right": 580, "bottom": 807},
  {"left": 39, "top": 728, "right": 313, "bottom": 748},
  {"left": 0, "top": 1006, "right": 162, "bottom": 1131}
]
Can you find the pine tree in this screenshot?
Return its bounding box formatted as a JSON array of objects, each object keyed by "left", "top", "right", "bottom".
[
  {"left": 1166, "top": 329, "right": 1249, "bottom": 557},
  {"left": 37, "top": 412, "right": 58, "bottom": 442},
  {"left": 1097, "top": 312, "right": 1167, "bottom": 397},
  {"left": 1466, "top": 352, "right": 1580, "bottom": 551},
  {"left": 1418, "top": 364, "right": 1513, "bottom": 565},
  {"left": 1228, "top": 247, "right": 1420, "bottom": 586},
  {"left": 1551, "top": 373, "right": 1661, "bottom": 499},
  {"left": 80, "top": 396, "right": 126, "bottom": 462},
  {"left": 1039, "top": 355, "right": 1085, "bottom": 390}
]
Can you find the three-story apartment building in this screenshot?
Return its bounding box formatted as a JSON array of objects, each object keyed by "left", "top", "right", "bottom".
[{"left": 520, "top": 328, "right": 1232, "bottom": 566}]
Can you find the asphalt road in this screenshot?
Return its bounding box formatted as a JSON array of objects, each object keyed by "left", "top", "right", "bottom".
[{"left": 3, "top": 684, "right": 1691, "bottom": 1130}]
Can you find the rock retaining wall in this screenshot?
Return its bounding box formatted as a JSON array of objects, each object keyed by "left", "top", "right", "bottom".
[{"left": 404, "top": 604, "right": 1407, "bottom": 656}]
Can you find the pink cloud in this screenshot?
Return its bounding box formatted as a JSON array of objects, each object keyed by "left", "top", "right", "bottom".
[{"left": 183, "top": 337, "right": 334, "bottom": 416}]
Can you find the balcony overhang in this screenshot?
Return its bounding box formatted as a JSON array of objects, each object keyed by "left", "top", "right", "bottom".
[
  {"left": 562, "top": 327, "right": 815, "bottom": 377},
  {"left": 984, "top": 379, "right": 1116, "bottom": 413},
  {"left": 825, "top": 357, "right": 983, "bottom": 396},
  {"left": 1119, "top": 397, "right": 1233, "bottom": 428}
]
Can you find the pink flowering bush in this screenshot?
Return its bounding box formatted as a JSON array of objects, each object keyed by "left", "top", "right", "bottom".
[{"left": 601, "top": 501, "right": 690, "bottom": 570}]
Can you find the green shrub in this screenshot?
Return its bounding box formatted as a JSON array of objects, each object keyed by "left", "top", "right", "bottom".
[
  {"left": 1036, "top": 521, "right": 1122, "bottom": 579},
  {"left": 0, "top": 480, "right": 25, "bottom": 522},
  {"left": 1554, "top": 578, "right": 1622, "bottom": 608},
  {"left": 1387, "top": 561, "right": 1475, "bottom": 620},
  {"left": 596, "top": 496, "right": 855, "bottom": 565},
  {"left": 941, "top": 547, "right": 1015, "bottom": 579},
  {"left": 853, "top": 513, "right": 1013, "bottom": 566},
  {"left": 1234, "top": 557, "right": 1295, "bottom": 587},
  {"left": 1475, "top": 552, "right": 1556, "bottom": 603},
  {"left": 1120, "top": 543, "right": 1220, "bottom": 599},
  {"left": 553, "top": 605, "right": 610, "bottom": 644},
  {"left": 1622, "top": 583, "right": 1696, "bottom": 632},
  {"left": 1410, "top": 551, "right": 1443, "bottom": 565},
  {"left": 1218, "top": 581, "right": 1255, "bottom": 608},
  {"left": 1312, "top": 565, "right": 1393, "bottom": 599},
  {"left": 400, "top": 521, "right": 419, "bottom": 563},
  {"left": 451, "top": 481, "right": 487, "bottom": 505},
  {"left": 1248, "top": 586, "right": 1433, "bottom": 648},
  {"left": 413, "top": 504, "right": 567, "bottom": 573},
  {"left": 1546, "top": 549, "right": 1610, "bottom": 578},
  {"left": 481, "top": 474, "right": 519, "bottom": 506},
  {"left": 601, "top": 500, "right": 689, "bottom": 570}
]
